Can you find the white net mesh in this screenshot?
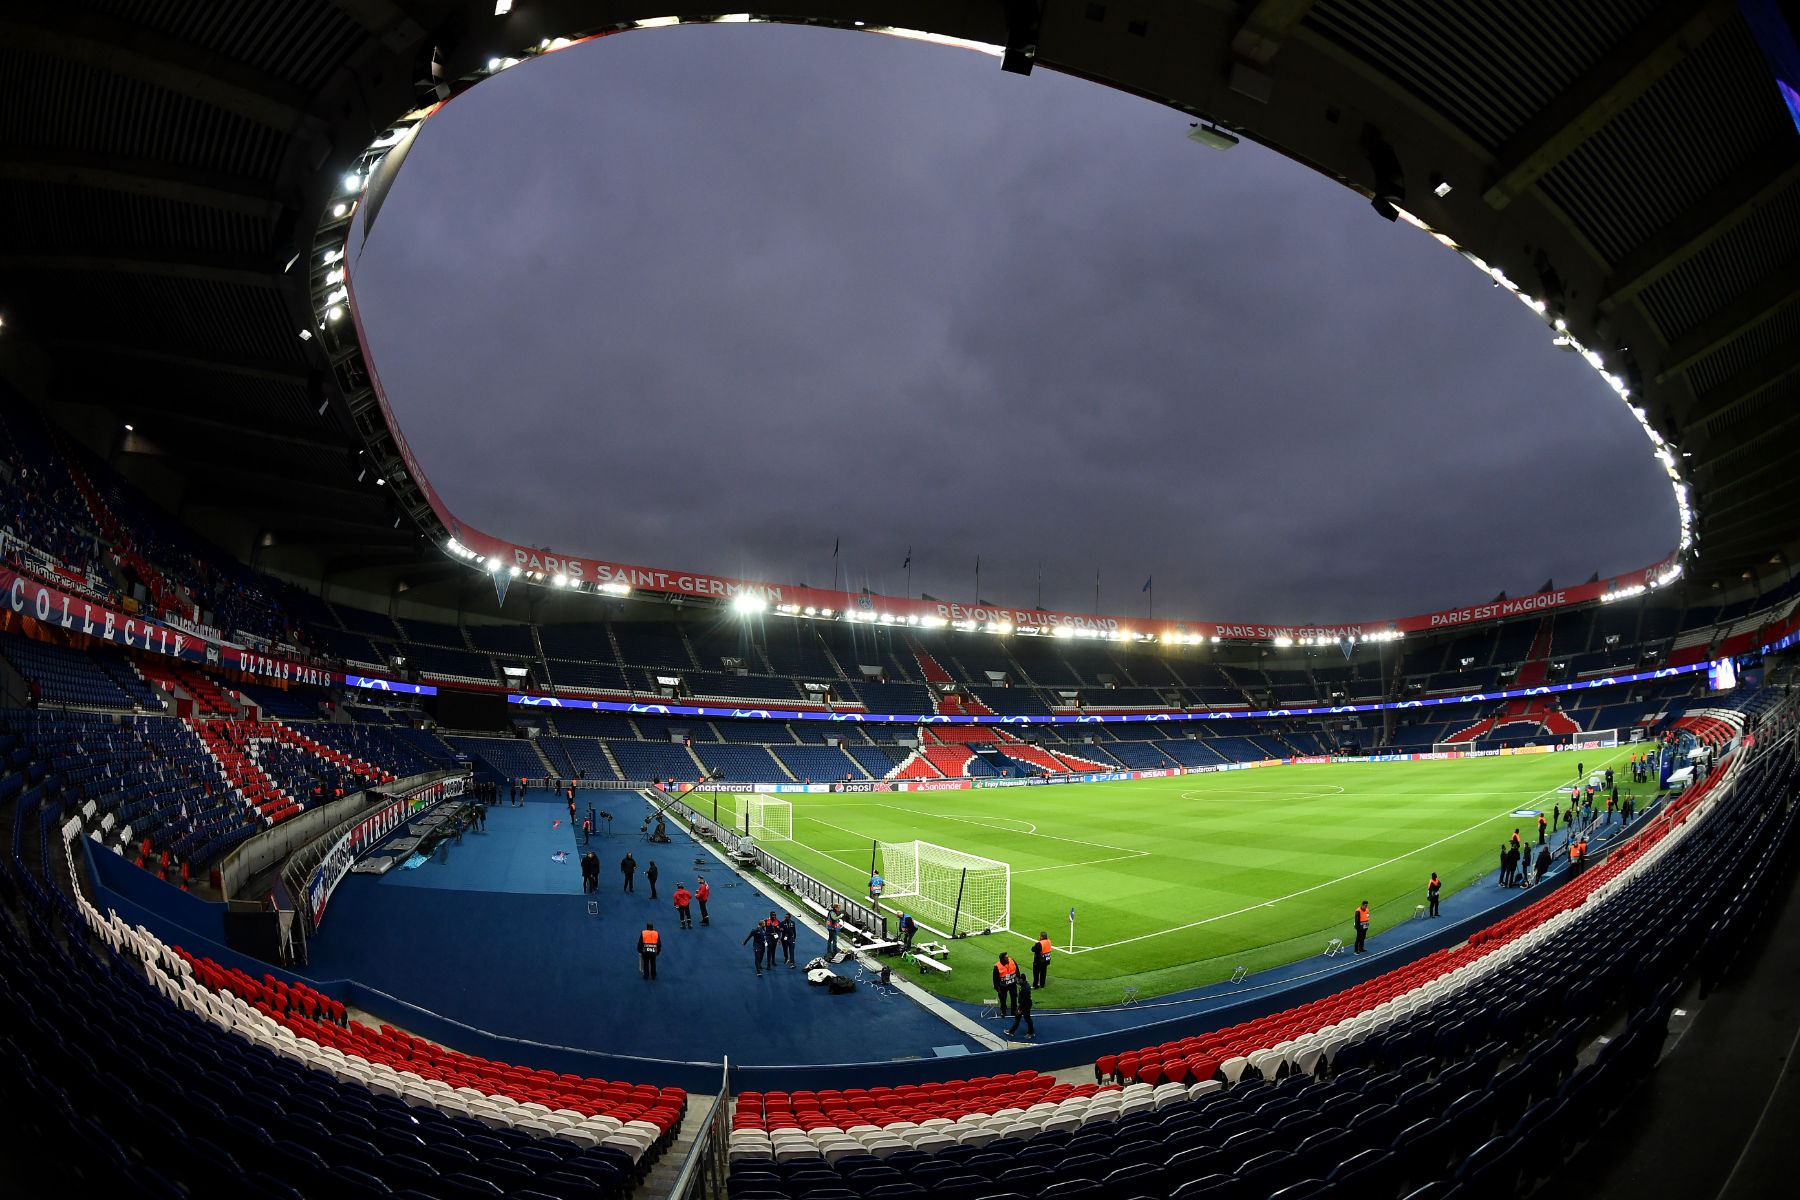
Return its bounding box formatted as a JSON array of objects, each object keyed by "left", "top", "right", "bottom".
[
  {"left": 742, "top": 795, "right": 792, "bottom": 842},
  {"left": 1567, "top": 729, "right": 1618, "bottom": 750},
  {"left": 877, "top": 840, "right": 1010, "bottom": 937}
]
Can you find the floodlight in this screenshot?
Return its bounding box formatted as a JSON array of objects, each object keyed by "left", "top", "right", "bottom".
[
  {"left": 553, "top": 575, "right": 567, "bottom": 587},
  {"left": 1187, "top": 123, "right": 1239, "bottom": 150},
  {"left": 508, "top": 565, "right": 521, "bottom": 576},
  {"left": 732, "top": 593, "right": 766, "bottom": 614}
]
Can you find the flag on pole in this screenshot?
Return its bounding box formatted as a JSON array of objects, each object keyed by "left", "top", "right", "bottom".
[
  {"left": 833, "top": 537, "right": 840, "bottom": 557},
  {"left": 1069, "top": 907, "right": 1076, "bottom": 921},
  {"left": 1142, "top": 576, "right": 1152, "bottom": 592},
  {"left": 903, "top": 547, "right": 911, "bottom": 569}
]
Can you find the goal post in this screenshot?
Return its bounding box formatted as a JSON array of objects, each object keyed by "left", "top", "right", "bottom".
[
  {"left": 1565, "top": 729, "right": 1619, "bottom": 751},
  {"left": 741, "top": 795, "right": 792, "bottom": 843},
  {"left": 876, "top": 840, "right": 1010, "bottom": 938},
  {"left": 1431, "top": 742, "right": 1474, "bottom": 755}
]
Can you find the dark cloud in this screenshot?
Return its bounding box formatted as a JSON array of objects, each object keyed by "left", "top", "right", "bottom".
[{"left": 351, "top": 23, "right": 1676, "bottom": 624}]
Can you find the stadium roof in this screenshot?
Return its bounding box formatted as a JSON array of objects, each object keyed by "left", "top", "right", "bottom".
[{"left": 2, "top": 0, "right": 1797, "bottom": 611}]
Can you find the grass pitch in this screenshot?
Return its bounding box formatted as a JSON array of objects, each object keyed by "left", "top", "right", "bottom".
[{"left": 708, "top": 747, "right": 1634, "bottom": 1008}]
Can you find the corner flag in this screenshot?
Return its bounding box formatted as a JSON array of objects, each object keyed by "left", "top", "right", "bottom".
[{"left": 1142, "top": 576, "right": 1152, "bottom": 592}]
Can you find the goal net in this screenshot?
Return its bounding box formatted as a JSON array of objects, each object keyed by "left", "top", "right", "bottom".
[
  {"left": 1565, "top": 729, "right": 1619, "bottom": 751},
  {"left": 877, "top": 840, "right": 1010, "bottom": 938},
  {"left": 1430, "top": 742, "right": 1474, "bottom": 755},
  {"left": 741, "top": 795, "right": 792, "bottom": 843}
]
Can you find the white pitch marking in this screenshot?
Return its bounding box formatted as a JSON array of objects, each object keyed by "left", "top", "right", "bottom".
[
  {"left": 1068, "top": 758, "right": 1628, "bottom": 956},
  {"left": 1013, "top": 851, "right": 1150, "bottom": 875}
]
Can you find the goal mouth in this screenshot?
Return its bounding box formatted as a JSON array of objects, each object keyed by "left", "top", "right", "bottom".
[
  {"left": 876, "top": 839, "right": 1010, "bottom": 940},
  {"left": 741, "top": 795, "right": 792, "bottom": 843}
]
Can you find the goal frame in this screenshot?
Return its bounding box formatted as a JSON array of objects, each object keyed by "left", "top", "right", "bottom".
[
  {"left": 741, "top": 794, "right": 792, "bottom": 843},
  {"left": 876, "top": 839, "right": 1011, "bottom": 939},
  {"left": 1564, "top": 729, "right": 1619, "bottom": 751},
  {"left": 1430, "top": 742, "right": 1473, "bottom": 755}
]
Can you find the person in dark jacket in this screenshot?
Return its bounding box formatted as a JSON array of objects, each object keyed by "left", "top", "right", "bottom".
[
  {"left": 645, "top": 860, "right": 659, "bottom": 899},
  {"left": 620, "top": 851, "right": 636, "bottom": 893},
  {"left": 1007, "top": 977, "right": 1036, "bottom": 1038},
  {"left": 744, "top": 922, "right": 769, "bottom": 976},
  {"left": 779, "top": 912, "right": 797, "bottom": 967}
]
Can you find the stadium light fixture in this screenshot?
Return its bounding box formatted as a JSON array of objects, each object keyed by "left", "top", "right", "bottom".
[
  {"left": 1188, "top": 123, "right": 1240, "bottom": 150},
  {"left": 508, "top": 565, "right": 521, "bottom": 576},
  {"left": 732, "top": 593, "right": 767, "bottom": 614},
  {"left": 601, "top": 581, "right": 630, "bottom": 596},
  {"left": 494, "top": 0, "right": 512, "bottom": 14},
  {"left": 553, "top": 575, "right": 568, "bottom": 587}
]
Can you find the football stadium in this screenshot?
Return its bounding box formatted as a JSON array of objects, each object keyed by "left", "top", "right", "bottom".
[{"left": 2, "top": 4, "right": 1800, "bottom": 1200}]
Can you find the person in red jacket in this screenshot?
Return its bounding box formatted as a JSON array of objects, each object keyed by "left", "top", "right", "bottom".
[
  {"left": 695, "top": 876, "right": 710, "bottom": 926},
  {"left": 672, "top": 883, "right": 694, "bottom": 930}
]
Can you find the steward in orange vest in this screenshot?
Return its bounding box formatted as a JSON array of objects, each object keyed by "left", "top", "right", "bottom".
[{"left": 637, "top": 923, "right": 661, "bottom": 979}]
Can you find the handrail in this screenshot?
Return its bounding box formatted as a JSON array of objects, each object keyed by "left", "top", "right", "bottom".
[
  {"left": 668, "top": 1058, "right": 731, "bottom": 1200},
  {"left": 657, "top": 792, "right": 889, "bottom": 938}
]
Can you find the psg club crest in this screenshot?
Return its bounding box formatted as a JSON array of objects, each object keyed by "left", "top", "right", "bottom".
[{"left": 856, "top": 594, "right": 874, "bottom": 612}]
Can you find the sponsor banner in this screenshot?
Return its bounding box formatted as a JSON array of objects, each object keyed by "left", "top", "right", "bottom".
[
  {"left": 1290, "top": 756, "right": 1332, "bottom": 765},
  {"left": 497, "top": 659, "right": 1712, "bottom": 727},
  {"left": 347, "top": 675, "right": 436, "bottom": 695},
  {"left": 308, "top": 775, "right": 465, "bottom": 927},
  {"left": 1, "top": 566, "right": 342, "bottom": 686},
  {"left": 426, "top": 501, "right": 1677, "bottom": 644},
  {"left": 1468, "top": 749, "right": 1502, "bottom": 758},
  {"left": 899, "top": 779, "right": 974, "bottom": 792}
]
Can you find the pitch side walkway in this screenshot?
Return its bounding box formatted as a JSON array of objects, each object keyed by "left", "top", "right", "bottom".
[
  {"left": 948, "top": 798, "right": 1668, "bottom": 1045},
  {"left": 299, "top": 793, "right": 982, "bottom": 1078}
]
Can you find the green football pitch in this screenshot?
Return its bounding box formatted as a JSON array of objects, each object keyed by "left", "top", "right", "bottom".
[{"left": 708, "top": 745, "right": 1637, "bottom": 1008}]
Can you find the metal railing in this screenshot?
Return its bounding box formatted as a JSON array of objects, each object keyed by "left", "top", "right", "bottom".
[
  {"left": 658, "top": 793, "right": 888, "bottom": 938},
  {"left": 668, "top": 1060, "right": 731, "bottom": 1200}
]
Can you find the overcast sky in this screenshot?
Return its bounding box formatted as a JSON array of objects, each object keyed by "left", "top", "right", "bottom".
[{"left": 350, "top": 23, "right": 1676, "bottom": 626}]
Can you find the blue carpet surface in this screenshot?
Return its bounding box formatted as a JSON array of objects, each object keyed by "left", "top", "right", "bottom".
[{"left": 302, "top": 795, "right": 975, "bottom": 1067}]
